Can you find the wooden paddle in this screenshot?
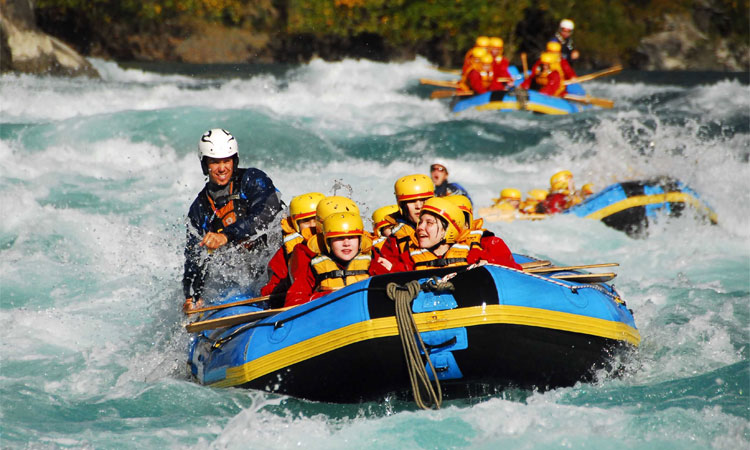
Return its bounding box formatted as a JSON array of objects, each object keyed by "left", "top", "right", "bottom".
[
  {"left": 563, "top": 94, "right": 615, "bottom": 108},
  {"left": 564, "top": 64, "right": 622, "bottom": 85},
  {"left": 188, "top": 294, "right": 280, "bottom": 314},
  {"left": 527, "top": 263, "right": 619, "bottom": 273},
  {"left": 420, "top": 78, "right": 460, "bottom": 88},
  {"left": 186, "top": 306, "right": 296, "bottom": 333},
  {"left": 521, "top": 53, "right": 528, "bottom": 81},
  {"left": 520, "top": 260, "right": 552, "bottom": 270},
  {"left": 430, "top": 90, "right": 474, "bottom": 99},
  {"left": 551, "top": 273, "right": 617, "bottom": 283}
]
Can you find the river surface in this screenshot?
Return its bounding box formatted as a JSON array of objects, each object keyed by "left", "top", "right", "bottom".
[{"left": 1, "top": 58, "right": 748, "bottom": 448}]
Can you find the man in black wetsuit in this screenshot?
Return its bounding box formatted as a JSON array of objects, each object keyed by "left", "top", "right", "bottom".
[{"left": 182, "top": 128, "right": 283, "bottom": 314}]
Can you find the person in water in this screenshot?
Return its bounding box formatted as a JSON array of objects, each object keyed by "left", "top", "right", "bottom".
[
  {"left": 550, "top": 19, "right": 579, "bottom": 62},
  {"left": 378, "top": 174, "right": 435, "bottom": 262},
  {"left": 430, "top": 163, "right": 472, "bottom": 201},
  {"left": 183, "top": 128, "right": 283, "bottom": 314},
  {"left": 259, "top": 192, "right": 324, "bottom": 300},
  {"left": 285, "top": 211, "right": 383, "bottom": 307},
  {"left": 537, "top": 170, "right": 577, "bottom": 214},
  {"left": 520, "top": 52, "right": 567, "bottom": 97}
]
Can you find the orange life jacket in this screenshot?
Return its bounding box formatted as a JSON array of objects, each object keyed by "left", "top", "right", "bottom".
[
  {"left": 311, "top": 253, "right": 372, "bottom": 291},
  {"left": 408, "top": 243, "right": 471, "bottom": 270}
]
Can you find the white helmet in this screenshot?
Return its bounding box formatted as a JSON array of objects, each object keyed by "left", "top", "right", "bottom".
[
  {"left": 559, "top": 19, "right": 574, "bottom": 31},
  {"left": 199, "top": 128, "right": 238, "bottom": 175}
]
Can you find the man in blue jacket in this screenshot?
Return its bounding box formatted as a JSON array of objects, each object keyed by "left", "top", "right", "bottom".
[
  {"left": 183, "top": 128, "right": 283, "bottom": 314},
  {"left": 430, "top": 162, "right": 472, "bottom": 205}
]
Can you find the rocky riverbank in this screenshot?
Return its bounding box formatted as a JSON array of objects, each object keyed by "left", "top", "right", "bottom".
[{"left": 2, "top": 0, "right": 747, "bottom": 77}]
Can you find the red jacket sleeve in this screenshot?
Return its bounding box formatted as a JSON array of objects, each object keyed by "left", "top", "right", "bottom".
[
  {"left": 378, "top": 235, "right": 402, "bottom": 261},
  {"left": 260, "top": 247, "right": 289, "bottom": 296},
  {"left": 467, "top": 70, "right": 487, "bottom": 94},
  {"left": 284, "top": 246, "right": 317, "bottom": 307},
  {"left": 561, "top": 59, "right": 577, "bottom": 80},
  {"left": 478, "top": 236, "right": 522, "bottom": 269}
]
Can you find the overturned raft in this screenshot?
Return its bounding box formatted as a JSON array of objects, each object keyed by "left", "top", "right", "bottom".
[{"left": 564, "top": 177, "right": 718, "bottom": 236}]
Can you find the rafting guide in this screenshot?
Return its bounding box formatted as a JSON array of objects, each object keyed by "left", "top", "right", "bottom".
[{"left": 182, "top": 128, "right": 283, "bottom": 314}]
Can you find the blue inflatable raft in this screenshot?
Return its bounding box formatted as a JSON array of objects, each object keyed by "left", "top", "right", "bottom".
[
  {"left": 187, "top": 256, "right": 639, "bottom": 403},
  {"left": 565, "top": 177, "right": 718, "bottom": 236},
  {"left": 452, "top": 66, "right": 591, "bottom": 115}
]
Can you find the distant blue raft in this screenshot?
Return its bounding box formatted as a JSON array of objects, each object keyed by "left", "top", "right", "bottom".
[
  {"left": 452, "top": 66, "right": 590, "bottom": 115},
  {"left": 565, "top": 177, "right": 718, "bottom": 236},
  {"left": 187, "top": 257, "right": 639, "bottom": 403}
]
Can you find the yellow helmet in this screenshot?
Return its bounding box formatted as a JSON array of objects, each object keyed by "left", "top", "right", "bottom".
[
  {"left": 500, "top": 188, "right": 522, "bottom": 200},
  {"left": 394, "top": 174, "right": 434, "bottom": 203},
  {"left": 420, "top": 197, "right": 466, "bottom": 244},
  {"left": 527, "top": 189, "right": 549, "bottom": 201},
  {"left": 475, "top": 36, "right": 491, "bottom": 47},
  {"left": 546, "top": 41, "right": 562, "bottom": 53},
  {"left": 489, "top": 37, "right": 504, "bottom": 48},
  {"left": 289, "top": 192, "right": 325, "bottom": 232},
  {"left": 480, "top": 54, "right": 494, "bottom": 65},
  {"left": 322, "top": 212, "right": 365, "bottom": 253},
  {"left": 550, "top": 170, "right": 573, "bottom": 192},
  {"left": 316, "top": 196, "right": 360, "bottom": 232},
  {"left": 371, "top": 204, "right": 399, "bottom": 234},
  {"left": 540, "top": 52, "right": 559, "bottom": 65},
  {"left": 581, "top": 183, "right": 595, "bottom": 195},
  {"left": 470, "top": 47, "right": 488, "bottom": 60},
  {"left": 444, "top": 195, "right": 473, "bottom": 227}
]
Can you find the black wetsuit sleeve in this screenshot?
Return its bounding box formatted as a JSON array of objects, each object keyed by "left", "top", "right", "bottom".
[{"left": 222, "top": 168, "right": 283, "bottom": 243}]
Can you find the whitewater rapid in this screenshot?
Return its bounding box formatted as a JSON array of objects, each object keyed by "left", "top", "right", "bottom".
[{"left": 0, "top": 57, "right": 747, "bottom": 449}]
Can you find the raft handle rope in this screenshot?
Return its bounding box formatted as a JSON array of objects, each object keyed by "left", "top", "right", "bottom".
[
  {"left": 490, "top": 263, "right": 624, "bottom": 303},
  {"left": 386, "top": 279, "right": 451, "bottom": 410}
]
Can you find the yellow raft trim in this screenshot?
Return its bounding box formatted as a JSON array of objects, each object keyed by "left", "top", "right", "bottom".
[
  {"left": 213, "top": 304, "right": 640, "bottom": 388},
  {"left": 474, "top": 100, "right": 571, "bottom": 115},
  {"left": 586, "top": 192, "right": 718, "bottom": 223}
]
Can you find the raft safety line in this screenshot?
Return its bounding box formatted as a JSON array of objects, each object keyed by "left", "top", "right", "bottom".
[
  {"left": 386, "top": 279, "right": 445, "bottom": 410},
  {"left": 491, "top": 264, "right": 624, "bottom": 303}
]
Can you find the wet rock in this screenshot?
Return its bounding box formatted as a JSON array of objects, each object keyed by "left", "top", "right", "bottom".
[
  {"left": 1, "top": 0, "right": 99, "bottom": 77},
  {"left": 636, "top": 13, "right": 748, "bottom": 71}
]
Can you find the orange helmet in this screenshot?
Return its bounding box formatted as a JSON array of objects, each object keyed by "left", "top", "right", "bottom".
[{"left": 489, "top": 37, "right": 504, "bottom": 48}]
